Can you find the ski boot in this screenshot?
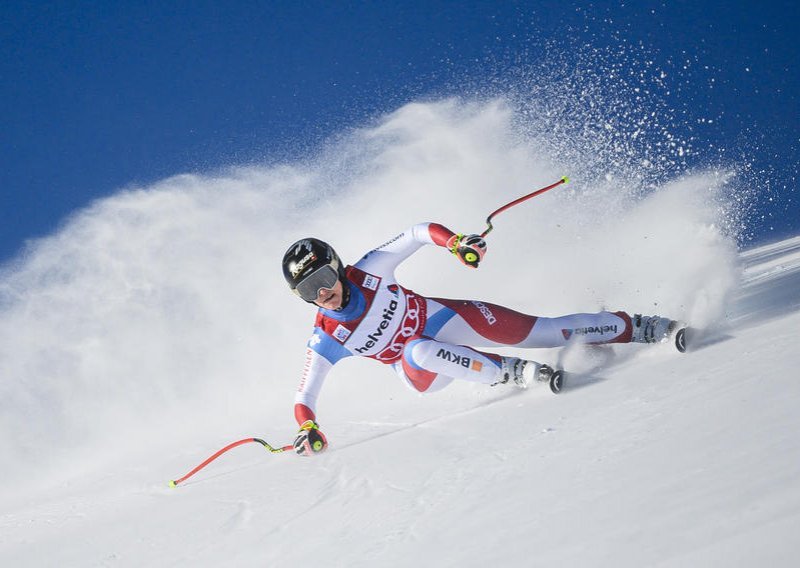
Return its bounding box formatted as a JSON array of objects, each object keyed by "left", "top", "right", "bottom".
[
  {"left": 499, "top": 357, "right": 564, "bottom": 393},
  {"left": 630, "top": 314, "right": 678, "bottom": 344}
]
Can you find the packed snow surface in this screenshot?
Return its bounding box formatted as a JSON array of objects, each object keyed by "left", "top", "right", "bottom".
[{"left": 1, "top": 100, "right": 798, "bottom": 566}]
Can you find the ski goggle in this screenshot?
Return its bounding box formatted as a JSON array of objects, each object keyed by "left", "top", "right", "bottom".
[{"left": 294, "top": 264, "right": 340, "bottom": 302}]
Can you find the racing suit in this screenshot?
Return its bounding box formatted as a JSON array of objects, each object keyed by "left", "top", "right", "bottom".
[{"left": 294, "top": 222, "right": 632, "bottom": 424}]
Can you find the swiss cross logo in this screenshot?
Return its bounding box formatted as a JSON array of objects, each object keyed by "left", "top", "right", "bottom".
[
  {"left": 362, "top": 274, "right": 379, "bottom": 291},
  {"left": 333, "top": 324, "right": 351, "bottom": 343}
]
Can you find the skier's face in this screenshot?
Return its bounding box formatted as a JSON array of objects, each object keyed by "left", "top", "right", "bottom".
[{"left": 313, "top": 279, "right": 344, "bottom": 310}]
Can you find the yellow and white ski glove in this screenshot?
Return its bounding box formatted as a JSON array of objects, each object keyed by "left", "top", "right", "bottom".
[
  {"left": 446, "top": 233, "right": 487, "bottom": 268},
  {"left": 293, "top": 420, "right": 328, "bottom": 456}
]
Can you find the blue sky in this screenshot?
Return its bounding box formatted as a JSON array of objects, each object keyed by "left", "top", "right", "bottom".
[{"left": 2, "top": 1, "right": 798, "bottom": 263}]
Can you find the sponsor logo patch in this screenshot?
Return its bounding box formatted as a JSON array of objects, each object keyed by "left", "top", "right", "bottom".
[
  {"left": 362, "top": 274, "right": 379, "bottom": 291},
  {"left": 376, "top": 233, "right": 403, "bottom": 250},
  {"left": 291, "top": 251, "right": 316, "bottom": 277},
  {"left": 333, "top": 324, "right": 351, "bottom": 343},
  {"left": 354, "top": 299, "right": 399, "bottom": 353},
  {"left": 373, "top": 294, "right": 424, "bottom": 363},
  {"left": 436, "top": 348, "right": 475, "bottom": 369},
  {"left": 562, "top": 324, "right": 619, "bottom": 340},
  {"left": 472, "top": 301, "right": 497, "bottom": 325}
]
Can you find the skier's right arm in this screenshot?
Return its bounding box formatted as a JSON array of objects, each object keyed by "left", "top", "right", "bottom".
[
  {"left": 292, "top": 328, "right": 351, "bottom": 455},
  {"left": 293, "top": 346, "right": 326, "bottom": 426}
]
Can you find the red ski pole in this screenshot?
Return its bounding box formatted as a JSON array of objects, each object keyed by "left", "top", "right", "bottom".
[
  {"left": 480, "top": 176, "right": 569, "bottom": 238},
  {"left": 169, "top": 437, "right": 293, "bottom": 487}
]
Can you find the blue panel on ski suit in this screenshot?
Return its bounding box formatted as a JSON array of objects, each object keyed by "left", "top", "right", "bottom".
[{"left": 307, "top": 329, "right": 352, "bottom": 365}]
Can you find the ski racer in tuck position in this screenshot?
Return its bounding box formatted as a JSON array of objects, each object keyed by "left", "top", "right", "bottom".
[{"left": 283, "top": 223, "right": 680, "bottom": 456}]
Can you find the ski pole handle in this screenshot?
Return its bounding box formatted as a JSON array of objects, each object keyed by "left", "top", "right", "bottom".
[
  {"left": 169, "top": 437, "right": 293, "bottom": 487},
  {"left": 480, "top": 176, "right": 569, "bottom": 238}
]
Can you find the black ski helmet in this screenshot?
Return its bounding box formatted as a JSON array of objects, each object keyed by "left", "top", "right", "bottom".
[{"left": 282, "top": 238, "right": 346, "bottom": 302}]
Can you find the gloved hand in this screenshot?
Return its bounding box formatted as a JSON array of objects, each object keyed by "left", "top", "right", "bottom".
[
  {"left": 293, "top": 420, "right": 328, "bottom": 456},
  {"left": 446, "top": 233, "right": 487, "bottom": 268}
]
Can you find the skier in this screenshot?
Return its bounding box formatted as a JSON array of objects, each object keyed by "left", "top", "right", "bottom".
[{"left": 283, "top": 222, "right": 679, "bottom": 456}]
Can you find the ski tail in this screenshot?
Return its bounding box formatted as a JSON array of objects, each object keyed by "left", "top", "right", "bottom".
[{"left": 675, "top": 326, "right": 692, "bottom": 353}]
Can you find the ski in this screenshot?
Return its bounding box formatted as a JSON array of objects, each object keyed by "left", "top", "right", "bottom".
[
  {"left": 549, "top": 370, "right": 565, "bottom": 394},
  {"left": 549, "top": 325, "right": 688, "bottom": 395}
]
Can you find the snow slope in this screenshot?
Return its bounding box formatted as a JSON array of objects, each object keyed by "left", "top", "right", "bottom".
[
  {"left": 1, "top": 98, "right": 797, "bottom": 566},
  {"left": 1, "top": 237, "right": 799, "bottom": 567}
]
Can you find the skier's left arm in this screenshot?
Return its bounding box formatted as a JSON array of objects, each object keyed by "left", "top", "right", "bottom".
[{"left": 356, "top": 222, "right": 487, "bottom": 273}]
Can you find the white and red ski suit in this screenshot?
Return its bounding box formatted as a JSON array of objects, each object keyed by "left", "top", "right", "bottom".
[{"left": 294, "top": 223, "right": 633, "bottom": 425}]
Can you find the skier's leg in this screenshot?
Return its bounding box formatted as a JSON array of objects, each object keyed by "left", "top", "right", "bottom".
[
  {"left": 394, "top": 336, "right": 555, "bottom": 392},
  {"left": 393, "top": 336, "right": 503, "bottom": 393},
  {"left": 528, "top": 312, "right": 678, "bottom": 347},
  {"left": 424, "top": 297, "right": 633, "bottom": 348},
  {"left": 521, "top": 311, "right": 633, "bottom": 346}
]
